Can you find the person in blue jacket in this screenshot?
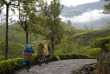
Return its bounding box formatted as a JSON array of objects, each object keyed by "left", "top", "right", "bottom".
[
  {"left": 23, "top": 44, "right": 34, "bottom": 53},
  {"left": 23, "top": 44, "right": 34, "bottom": 71}
]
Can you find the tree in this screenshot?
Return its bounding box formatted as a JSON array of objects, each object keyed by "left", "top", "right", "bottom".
[
  {"left": 101, "top": 0, "right": 110, "bottom": 13},
  {"left": 1, "top": 0, "right": 19, "bottom": 60},
  {"left": 102, "top": 0, "right": 110, "bottom": 30},
  {"left": 67, "top": 20, "right": 71, "bottom": 25},
  {"left": 18, "top": 0, "right": 43, "bottom": 44},
  {"left": 42, "top": 0, "right": 64, "bottom": 53},
  {"left": 103, "top": 2, "right": 110, "bottom": 14},
  {"left": 0, "top": 0, "right": 4, "bottom": 14}
]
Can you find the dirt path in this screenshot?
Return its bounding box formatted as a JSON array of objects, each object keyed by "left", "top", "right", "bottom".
[{"left": 15, "top": 59, "right": 96, "bottom": 74}]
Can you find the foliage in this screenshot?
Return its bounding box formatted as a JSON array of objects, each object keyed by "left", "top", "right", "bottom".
[
  {"left": 104, "top": 60, "right": 110, "bottom": 66},
  {"left": 0, "top": 58, "right": 23, "bottom": 74},
  {"left": 90, "top": 48, "right": 101, "bottom": 57},
  {"left": 0, "top": 0, "right": 4, "bottom": 12},
  {"left": 103, "top": 2, "right": 110, "bottom": 14},
  {"left": 42, "top": 0, "right": 64, "bottom": 53},
  {"left": 57, "top": 53, "right": 95, "bottom": 60},
  {"left": 91, "top": 36, "right": 110, "bottom": 52}
]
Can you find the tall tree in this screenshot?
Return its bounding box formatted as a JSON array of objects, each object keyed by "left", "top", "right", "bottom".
[
  {"left": 1, "top": 0, "right": 19, "bottom": 60},
  {"left": 18, "top": 0, "right": 43, "bottom": 44},
  {"left": 42, "top": 0, "right": 64, "bottom": 53}
]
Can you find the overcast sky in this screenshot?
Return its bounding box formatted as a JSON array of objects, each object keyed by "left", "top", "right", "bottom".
[
  {"left": 59, "top": 0, "right": 110, "bottom": 24},
  {"left": 47, "top": 0, "right": 100, "bottom": 7},
  {"left": 60, "top": 10, "right": 110, "bottom": 23},
  {"left": 0, "top": 0, "right": 108, "bottom": 25}
]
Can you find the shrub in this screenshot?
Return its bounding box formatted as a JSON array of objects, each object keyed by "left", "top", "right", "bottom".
[
  {"left": 0, "top": 58, "right": 23, "bottom": 74},
  {"left": 90, "top": 48, "right": 101, "bottom": 57},
  {"left": 91, "top": 36, "right": 110, "bottom": 52},
  {"left": 57, "top": 53, "right": 95, "bottom": 60}
]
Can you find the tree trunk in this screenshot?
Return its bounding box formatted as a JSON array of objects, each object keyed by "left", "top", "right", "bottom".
[
  {"left": 5, "top": 4, "right": 9, "bottom": 60},
  {"left": 51, "top": 36, "right": 54, "bottom": 54},
  {"left": 30, "top": 33, "right": 31, "bottom": 44},
  {"left": 25, "top": 21, "right": 28, "bottom": 44},
  {"left": 26, "top": 30, "right": 28, "bottom": 44}
]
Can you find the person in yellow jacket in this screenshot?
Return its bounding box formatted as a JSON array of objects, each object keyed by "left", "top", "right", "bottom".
[
  {"left": 44, "top": 43, "right": 51, "bottom": 64},
  {"left": 44, "top": 43, "right": 48, "bottom": 56}
]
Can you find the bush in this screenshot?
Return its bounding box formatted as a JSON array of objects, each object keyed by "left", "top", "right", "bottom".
[
  {"left": 91, "top": 36, "right": 110, "bottom": 52},
  {"left": 57, "top": 53, "right": 95, "bottom": 60},
  {"left": 0, "top": 58, "right": 23, "bottom": 74},
  {"left": 90, "top": 48, "right": 101, "bottom": 57}
]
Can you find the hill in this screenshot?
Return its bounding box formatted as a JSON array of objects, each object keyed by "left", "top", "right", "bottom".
[
  {"left": 0, "top": 23, "right": 80, "bottom": 59},
  {"left": 62, "top": 1, "right": 109, "bottom": 17},
  {"left": 55, "top": 29, "right": 110, "bottom": 56},
  {"left": 0, "top": 24, "right": 37, "bottom": 59},
  {"left": 61, "top": 1, "right": 110, "bottom": 30},
  {"left": 0, "top": 24, "right": 36, "bottom": 44},
  {"left": 71, "top": 29, "right": 110, "bottom": 46}
]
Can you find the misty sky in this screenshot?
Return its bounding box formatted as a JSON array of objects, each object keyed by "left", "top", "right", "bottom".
[
  {"left": 61, "top": 0, "right": 100, "bottom": 7},
  {"left": 0, "top": 0, "right": 109, "bottom": 25},
  {"left": 59, "top": 0, "right": 110, "bottom": 24},
  {"left": 60, "top": 10, "right": 110, "bottom": 23}
]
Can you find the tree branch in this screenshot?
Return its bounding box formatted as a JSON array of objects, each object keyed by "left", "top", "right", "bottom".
[
  {"left": 1, "top": 0, "right": 7, "bottom": 5},
  {"left": 1, "top": 0, "right": 19, "bottom": 6},
  {"left": 10, "top": 2, "right": 19, "bottom": 6}
]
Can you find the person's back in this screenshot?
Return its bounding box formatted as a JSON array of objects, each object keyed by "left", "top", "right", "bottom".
[
  {"left": 23, "top": 44, "right": 34, "bottom": 61},
  {"left": 23, "top": 44, "right": 34, "bottom": 53},
  {"left": 37, "top": 43, "right": 44, "bottom": 56},
  {"left": 23, "top": 44, "right": 34, "bottom": 71},
  {"left": 37, "top": 43, "right": 44, "bottom": 66},
  {"left": 44, "top": 43, "right": 48, "bottom": 56}
]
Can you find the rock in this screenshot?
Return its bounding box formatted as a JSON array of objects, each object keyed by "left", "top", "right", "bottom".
[{"left": 72, "top": 63, "right": 96, "bottom": 74}]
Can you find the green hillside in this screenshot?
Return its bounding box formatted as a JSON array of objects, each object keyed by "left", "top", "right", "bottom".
[
  {"left": 0, "top": 24, "right": 37, "bottom": 59},
  {"left": 54, "top": 29, "right": 110, "bottom": 57},
  {"left": 71, "top": 29, "right": 110, "bottom": 46},
  {"left": 0, "top": 24, "right": 36, "bottom": 44},
  {"left": 1, "top": 23, "right": 109, "bottom": 59},
  {"left": 0, "top": 23, "right": 86, "bottom": 59}
]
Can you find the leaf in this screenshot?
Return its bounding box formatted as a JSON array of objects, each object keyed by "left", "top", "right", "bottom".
[{"left": 11, "top": 8, "right": 15, "bottom": 14}]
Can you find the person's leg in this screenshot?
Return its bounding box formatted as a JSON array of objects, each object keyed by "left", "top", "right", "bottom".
[
  {"left": 26, "top": 61, "right": 30, "bottom": 71},
  {"left": 38, "top": 56, "right": 42, "bottom": 66},
  {"left": 41, "top": 56, "right": 44, "bottom": 63},
  {"left": 45, "top": 56, "right": 49, "bottom": 64},
  {"left": 27, "top": 61, "right": 30, "bottom": 69},
  {"left": 47, "top": 56, "right": 50, "bottom": 63},
  {"left": 43, "top": 56, "right": 46, "bottom": 64}
]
